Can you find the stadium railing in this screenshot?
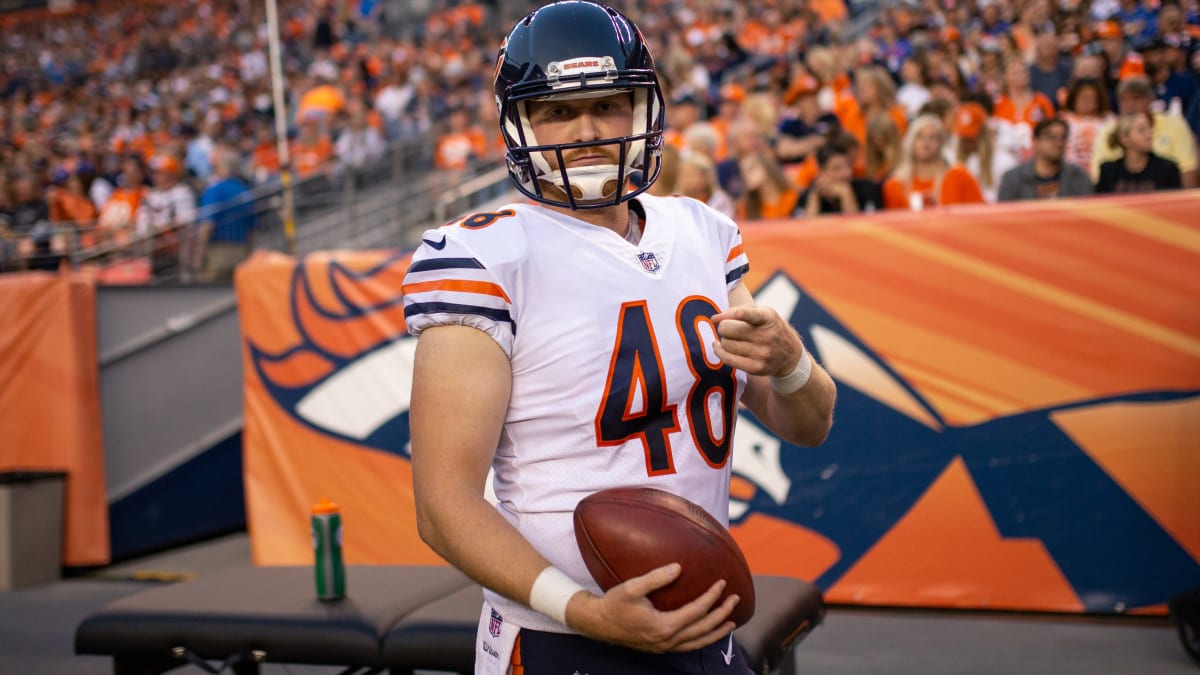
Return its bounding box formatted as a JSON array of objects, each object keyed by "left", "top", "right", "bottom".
[{"left": 0, "top": 134, "right": 514, "bottom": 284}]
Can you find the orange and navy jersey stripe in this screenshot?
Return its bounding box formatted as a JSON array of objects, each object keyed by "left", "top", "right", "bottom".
[
  {"left": 402, "top": 231, "right": 516, "bottom": 350},
  {"left": 725, "top": 234, "right": 750, "bottom": 290}
]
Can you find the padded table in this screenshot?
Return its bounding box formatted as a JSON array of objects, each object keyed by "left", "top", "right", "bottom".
[{"left": 76, "top": 565, "right": 824, "bottom": 674}]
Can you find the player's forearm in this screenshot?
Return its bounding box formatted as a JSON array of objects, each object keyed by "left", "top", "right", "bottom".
[
  {"left": 743, "top": 365, "right": 836, "bottom": 446},
  {"left": 415, "top": 484, "right": 556, "bottom": 609}
]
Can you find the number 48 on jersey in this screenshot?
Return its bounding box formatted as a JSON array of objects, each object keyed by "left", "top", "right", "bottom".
[{"left": 594, "top": 296, "right": 738, "bottom": 477}]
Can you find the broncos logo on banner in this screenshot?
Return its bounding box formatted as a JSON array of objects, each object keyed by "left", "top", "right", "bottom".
[{"left": 248, "top": 253, "right": 1200, "bottom": 613}]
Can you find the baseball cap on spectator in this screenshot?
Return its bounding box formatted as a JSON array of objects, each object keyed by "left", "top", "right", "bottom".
[
  {"left": 952, "top": 102, "right": 987, "bottom": 140},
  {"left": 149, "top": 154, "right": 181, "bottom": 175},
  {"left": 720, "top": 83, "right": 746, "bottom": 103},
  {"left": 1095, "top": 21, "right": 1122, "bottom": 41},
  {"left": 784, "top": 75, "right": 820, "bottom": 105}
]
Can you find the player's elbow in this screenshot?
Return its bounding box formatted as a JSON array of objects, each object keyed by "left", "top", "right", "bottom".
[
  {"left": 413, "top": 487, "right": 456, "bottom": 555},
  {"left": 797, "top": 413, "right": 834, "bottom": 446},
  {"left": 414, "top": 498, "right": 441, "bottom": 550}
]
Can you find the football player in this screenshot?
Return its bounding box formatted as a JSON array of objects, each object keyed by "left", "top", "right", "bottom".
[{"left": 404, "top": 2, "right": 837, "bottom": 672}]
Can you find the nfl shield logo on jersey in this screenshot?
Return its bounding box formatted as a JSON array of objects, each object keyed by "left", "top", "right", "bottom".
[
  {"left": 488, "top": 608, "right": 503, "bottom": 638},
  {"left": 637, "top": 251, "right": 660, "bottom": 272}
]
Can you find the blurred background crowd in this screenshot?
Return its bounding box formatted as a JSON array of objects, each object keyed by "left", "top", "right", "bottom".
[{"left": 1, "top": 0, "right": 1198, "bottom": 280}]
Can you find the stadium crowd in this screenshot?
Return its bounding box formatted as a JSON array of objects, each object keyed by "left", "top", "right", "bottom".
[{"left": 1, "top": 0, "right": 1198, "bottom": 279}]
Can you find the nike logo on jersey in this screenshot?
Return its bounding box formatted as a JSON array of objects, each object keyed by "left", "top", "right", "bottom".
[
  {"left": 721, "top": 633, "right": 735, "bottom": 665},
  {"left": 422, "top": 236, "right": 448, "bottom": 250}
]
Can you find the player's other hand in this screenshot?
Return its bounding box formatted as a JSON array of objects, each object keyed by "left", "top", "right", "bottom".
[
  {"left": 711, "top": 304, "right": 805, "bottom": 377},
  {"left": 564, "top": 563, "right": 738, "bottom": 653}
]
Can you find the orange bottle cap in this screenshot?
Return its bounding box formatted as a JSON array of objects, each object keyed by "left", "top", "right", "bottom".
[{"left": 311, "top": 497, "right": 339, "bottom": 514}]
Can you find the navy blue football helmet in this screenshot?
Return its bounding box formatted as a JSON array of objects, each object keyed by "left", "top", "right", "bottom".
[{"left": 493, "top": 1, "right": 666, "bottom": 209}]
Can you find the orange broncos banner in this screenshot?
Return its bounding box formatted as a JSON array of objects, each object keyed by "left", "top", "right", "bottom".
[
  {"left": 239, "top": 191, "right": 1200, "bottom": 613},
  {"left": 0, "top": 272, "right": 109, "bottom": 566}
]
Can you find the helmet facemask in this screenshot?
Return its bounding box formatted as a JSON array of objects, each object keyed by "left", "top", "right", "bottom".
[{"left": 499, "top": 77, "right": 664, "bottom": 209}]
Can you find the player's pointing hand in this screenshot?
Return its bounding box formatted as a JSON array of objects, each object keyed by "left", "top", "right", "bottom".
[{"left": 711, "top": 304, "right": 806, "bottom": 377}]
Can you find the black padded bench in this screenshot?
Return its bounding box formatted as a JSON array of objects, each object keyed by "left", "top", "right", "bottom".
[{"left": 76, "top": 565, "right": 824, "bottom": 675}]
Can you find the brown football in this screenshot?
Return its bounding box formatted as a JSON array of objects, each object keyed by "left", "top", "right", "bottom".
[{"left": 573, "top": 486, "right": 756, "bottom": 627}]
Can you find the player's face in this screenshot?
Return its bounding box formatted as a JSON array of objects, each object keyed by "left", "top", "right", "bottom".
[{"left": 526, "top": 92, "right": 635, "bottom": 171}]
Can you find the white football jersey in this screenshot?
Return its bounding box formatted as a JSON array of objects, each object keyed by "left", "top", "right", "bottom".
[{"left": 403, "top": 194, "right": 751, "bottom": 633}]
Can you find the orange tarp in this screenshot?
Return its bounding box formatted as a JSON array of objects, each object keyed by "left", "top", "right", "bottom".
[{"left": 0, "top": 272, "right": 109, "bottom": 566}]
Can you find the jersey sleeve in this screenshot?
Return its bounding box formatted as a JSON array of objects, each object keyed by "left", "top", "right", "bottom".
[
  {"left": 714, "top": 208, "right": 750, "bottom": 292},
  {"left": 402, "top": 228, "right": 516, "bottom": 358}
]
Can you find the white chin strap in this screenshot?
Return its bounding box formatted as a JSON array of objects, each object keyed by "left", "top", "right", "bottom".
[{"left": 508, "top": 87, "right": 657, "bottom": 203}]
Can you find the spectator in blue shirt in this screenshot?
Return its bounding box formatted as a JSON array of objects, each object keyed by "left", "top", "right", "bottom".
[
  {"left": 1140, "top": 36, "right": 1199, "bottom": 115},
  {"left": 1186, "top": 90, "right": 1200, "bottom": 139},
  {"left": 1114, "top": 0, "right": 1158, "bottom": 46},
  {"left": 194, "top": 145, "right": 255, "bottom": 282}
]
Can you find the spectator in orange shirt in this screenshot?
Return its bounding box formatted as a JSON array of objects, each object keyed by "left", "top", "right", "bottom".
[
  {"left": 882, "top": 114, "right": 985, "bottom": 210},
  {"left": 1095, "top": 20, "right": 1146, "bottom": 83},
  {"left": 662, "top": 94, "right": 703, "bottom": 152},
  {"left": 952, "top": 100, "right": 1019, "bottom": 203},
  {"left": 737, "top": 150, "right": 800, "bottom": 220},
  {"left": 864, "top": 112, "right": 902, "bottom": 182},
  {"left": 708, "top": 83, "right": 744, "bottom": 161},
  {"left": 47, "top": 169, "right": 99, "bottom": 246},
  {"left": 836, "top": 66, "right": 908, "bottom": 144},
  {"left": 250, "top": 125, "right": 282, "bottom": 184},
  {"left": 290, "top": 111, "right": 335, "bottom": 179},
  {"left": 434, "top": 107, "right": 487, "bottom": 171},
  {"left": 96, "top": 156, "right": 147, "bottom": 246},
  {"left": 994, "top": 59, "right": 1057, "bottom": 130}
]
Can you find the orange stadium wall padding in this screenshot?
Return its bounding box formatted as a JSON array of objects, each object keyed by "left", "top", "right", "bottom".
[
  {"left": 238, "top": 192, "right": 1200, "bottom": 614},
  {"left": 0, "top": 271, "right": 109, "bottom": 566}
]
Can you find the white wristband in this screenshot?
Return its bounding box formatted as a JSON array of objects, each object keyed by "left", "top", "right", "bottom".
[
  {"left": 769, "top": 351, "right": 814, "bottom": 394},
  {"left": 528, "top": 566, "right": 586, "bottom": 626}
]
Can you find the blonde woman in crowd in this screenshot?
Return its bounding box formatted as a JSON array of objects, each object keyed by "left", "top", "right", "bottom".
[
  {"left": 676, "top": 152, "right": 736, "bottom": 218},
  {"left": 1096, "top": 112, "right": 1183, "bottom": 193},
  {"left": 646, "top": 143, "right": 681, "bottom": 197},
  {"left": 1061, "top": 78, "right": 1113, "bottom": 172},
  {"left": 681, "top": 122, "right": 722, "bottom": 165},
  {"left": 837, "top": 66, "right": 908, "bottom": 145},
  {"left": 742, "top": 92, "right": 783, "bottom": 142},
  {"left": 864, "top": 112, "right": 903, "bottom": 182},
  {"left": 952, "top": 101, "right": 1019, "bottom": 202},
  {"left": 883, "top": 114, "right": 985, "bottom": 210},
  {"left": 993, "top": 58, "right": 1057, "bottom": 161},
  {"left": 805, "top": 45, "right": 846, "bottom": 113},
  {"left": 738, "top": 150, "right": 801, "bottom": 220}
]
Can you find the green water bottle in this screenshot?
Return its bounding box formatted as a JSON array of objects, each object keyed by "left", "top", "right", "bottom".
[{"left": 311, "top": 498, "right": 346, "bottom": 601}]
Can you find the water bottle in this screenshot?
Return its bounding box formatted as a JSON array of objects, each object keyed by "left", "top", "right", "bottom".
[{"left": 311, "top": 498, "right": 346, "bottom": 601}]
